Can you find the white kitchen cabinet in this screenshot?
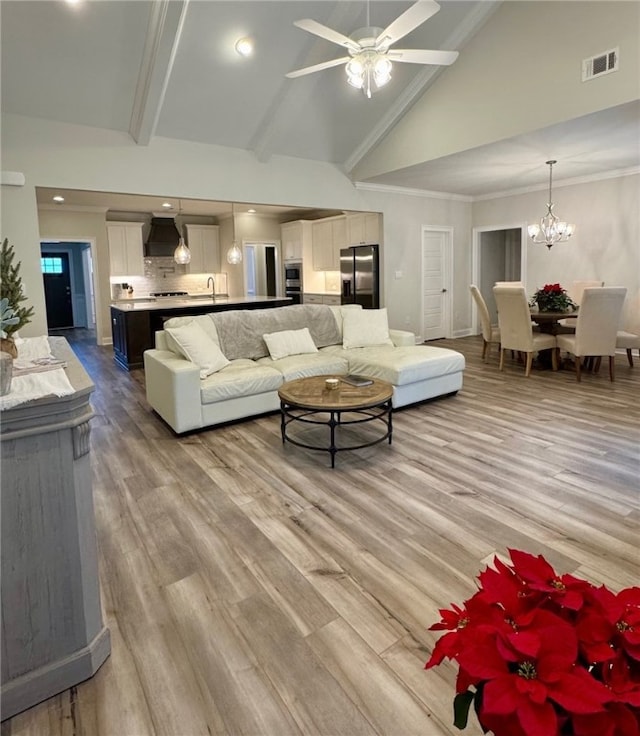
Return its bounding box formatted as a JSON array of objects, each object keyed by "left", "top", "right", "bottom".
[
  {"left": 312, "top": 216, "right": 346, "bottom": 271},
  {"left": 281, "top": 221, "right": 305, "bottom": 261},
  {"left": 107, "top": 222, "right": 144, "bottom": 277},
  {"left": 303, "top": 293, "right": 341, "bottom": 305},
  {"left": 346, "top": 212, "right": 380, "bottom": 245},
  {"left": 185, "top": 224, "right": 220, "bottom": 274}
]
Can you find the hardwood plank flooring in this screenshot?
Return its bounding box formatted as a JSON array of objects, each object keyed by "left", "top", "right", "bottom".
[{"left": 3, "top": 332, "right": 638, "bottom": 735}]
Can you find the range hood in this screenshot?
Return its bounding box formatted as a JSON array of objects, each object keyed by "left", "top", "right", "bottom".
[{"left": 144, "top": 217, "right": 180, "bottom": 257}]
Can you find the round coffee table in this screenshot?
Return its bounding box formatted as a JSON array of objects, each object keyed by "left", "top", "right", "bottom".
[{"left": 278, "top": 375, "right": 393, "bottom": 468}]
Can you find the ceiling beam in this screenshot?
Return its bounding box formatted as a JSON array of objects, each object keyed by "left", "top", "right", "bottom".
[{"left": 129, "top": 0, "right": 189, "bottom": 146}]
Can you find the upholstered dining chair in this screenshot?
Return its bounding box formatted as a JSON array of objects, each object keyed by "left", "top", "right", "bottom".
[
  {"left": 568, "top": 280, "right": 605, "bottom": 305},
  {"left": 470, "top": 285, "right": 500, "bottom": 361},
  {"left": 493, "top": 285, "right": 558, "bottom": 376},
  {"left": 616, "top": 330, "right": 639, "bottom": 367},
  {"left": 556, "top": 287, "right": 627, "bottom": 382}
]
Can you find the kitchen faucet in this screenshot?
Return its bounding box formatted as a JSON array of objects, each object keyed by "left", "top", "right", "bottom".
[{"left": 207, "top": 276, "right": 216, "bottom": 299}]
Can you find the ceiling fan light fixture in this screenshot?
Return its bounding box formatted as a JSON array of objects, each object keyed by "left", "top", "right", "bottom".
[{"left": 373, "top": 55, "right": 392, "bottom": 86}]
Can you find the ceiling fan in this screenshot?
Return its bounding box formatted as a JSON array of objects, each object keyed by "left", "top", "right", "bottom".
[{"left": 286, "top": 0, "right": 459, "bottom": 98}]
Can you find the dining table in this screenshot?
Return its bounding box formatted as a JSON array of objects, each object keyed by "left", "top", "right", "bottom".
[
  {"left": 530, "top": 308, "right": 578, "bottom": 335},
  {"left": 530, "top": 309, "right": 578, "bottom": 369}
]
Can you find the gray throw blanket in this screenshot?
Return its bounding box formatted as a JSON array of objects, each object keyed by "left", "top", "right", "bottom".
[{"left": 210, "top": 305, "right": 341, "bottom": 360}]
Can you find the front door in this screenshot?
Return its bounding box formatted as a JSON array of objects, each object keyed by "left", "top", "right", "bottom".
[
  {"left": 41, "top": 252, "right": 73, "bottom": 328},
  {"left": 422, "top": 229, "right": 451, "bottom": 341}
]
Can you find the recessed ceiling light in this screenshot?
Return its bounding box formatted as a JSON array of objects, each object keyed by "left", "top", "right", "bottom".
[
  {"left": 235, "top": 37, "right": 253, "bottom": 57},
  {"left": 247, "top": 208, "right": 256, "bottom": 214},
  {"left": 65, "top": 0, "right": 82, "bottom": 6},
  {"left": 53, "top": 195, "right": 65, "bottom": 203},
  {"left": 162, "top": 202, "right": 173, "bottom": 209}
]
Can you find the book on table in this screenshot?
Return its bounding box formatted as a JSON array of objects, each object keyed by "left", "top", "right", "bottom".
[{"left": 341, "top": 374, "right": 373, "bottom": 387}]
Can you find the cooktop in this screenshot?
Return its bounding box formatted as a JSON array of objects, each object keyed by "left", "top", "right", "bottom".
[{"left": 150, "top": 291, "right": 188, "bottom": 297}]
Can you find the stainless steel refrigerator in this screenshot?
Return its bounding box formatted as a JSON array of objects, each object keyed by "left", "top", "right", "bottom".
[{"left": 340, "top": 245, "right": 379, "bottom": 308}]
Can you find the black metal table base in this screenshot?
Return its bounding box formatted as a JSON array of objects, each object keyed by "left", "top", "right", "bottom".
[{"left": 280, "top": 401, "right": 393, "bottom": 468}]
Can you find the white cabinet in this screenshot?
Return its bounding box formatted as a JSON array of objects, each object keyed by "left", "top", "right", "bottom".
[
  {"left": 185, "top": 224, "right": 220, "bottom": 274},
  {"left": 107, "top": 222, "right": 144, "bottom": 277},
  {"left": 303, "top": 293, "right": 341, "bottom": 305},
  {"left": 281, "top": 221, "right": 305, "bottom": 261},
  {"left": 312, "top": 216, "right": 346, "bottom": 271},
  {"left": 346, "top": 213, "right": 380, "bottom": 245}
]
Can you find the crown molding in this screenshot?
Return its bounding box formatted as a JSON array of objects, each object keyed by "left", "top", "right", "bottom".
[{"left": 354, "top": 181, "right": 472, "bottom": 202}]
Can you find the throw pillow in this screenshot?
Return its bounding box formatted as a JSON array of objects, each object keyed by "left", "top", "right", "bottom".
[
  {"left": 342, "top": 308, "right": 393, "bottom": 349},
  {"left": 263, "top": 327, "right": 318, "bottom": 361},
  {"left": 165, "top": 321, "right": 230, "bottom": 379}
]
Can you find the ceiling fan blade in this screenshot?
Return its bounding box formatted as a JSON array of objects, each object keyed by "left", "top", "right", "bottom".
[
  {"left": 293, "top": 19, "right": 360, "bottom": 51},
  {"left": 286, "top": 56, "right": 350, "bottom": 79},
  {"left": 375, "top": 0, "right": 441, "bottom": 49},
  {"left": 388, "top": 49, "right": 459, "bottom": 66}
]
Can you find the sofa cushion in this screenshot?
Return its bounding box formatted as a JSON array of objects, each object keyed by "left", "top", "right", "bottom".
[
  {"left": 164, "top": 314, "right": 221, "bottom": 345},
  {"left": 200, "top": 359, "right": 283, "bottom": 404},
  {"left": 328, "top": 304, "right": 363, "bottom": 339},
  {"left": 165, "top": 321, "right": 230, "bottom": 379},
  {"left": 321, "top": 344, "right": 465, "bottom": 386},
  {"left": 263, "top": 327, "right": 318, "bottom": 360},
  {"left": 256, "top": 352, "right": 348, "bottom": 382},
  {"left": 342, "top": 308, "right": 393, "bottom": 349}
]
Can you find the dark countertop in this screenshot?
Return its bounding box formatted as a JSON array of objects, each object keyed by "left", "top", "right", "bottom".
[{"left": 110, "top": 295, "right": 292, "bottom": 313}]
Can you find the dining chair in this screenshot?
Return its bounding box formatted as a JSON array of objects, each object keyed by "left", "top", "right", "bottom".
[
  {"left": 470, "top": 285, "right": 500, "bottom": 361},
  {"left": 568, "top": 280, "right": 604, "bottom": 305},
  {"left": 556, "top": 287, "right": 627, "bottom": 381},
  {"left": 493, "top": 285, "right": 558, "bottom": 376},
  {"left": 616, "top": 330, "right": 640, "bottom": 367}
]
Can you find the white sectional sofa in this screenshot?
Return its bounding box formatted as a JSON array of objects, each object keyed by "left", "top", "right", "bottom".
[{"left": 143, "top": 304, "right": 465, "bottom": 433}]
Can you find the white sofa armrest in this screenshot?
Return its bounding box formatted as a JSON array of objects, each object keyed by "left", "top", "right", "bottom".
[
  {"left": 389, "top": 329, "right": 416, "bottom": 347},
  {"left": 144, "top": 348, "right": 203, "bottom": 433}
]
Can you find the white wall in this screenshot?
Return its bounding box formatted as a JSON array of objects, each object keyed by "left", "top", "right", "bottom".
[{"left": 473, "top": 173, "right": 640, "bottom": 333}]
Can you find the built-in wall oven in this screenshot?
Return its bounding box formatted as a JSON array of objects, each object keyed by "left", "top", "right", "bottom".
[{"left": 285, "top": 262, "right": 302, "bottom": 304}]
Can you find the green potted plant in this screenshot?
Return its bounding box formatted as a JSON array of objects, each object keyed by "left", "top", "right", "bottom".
[{"left": 0, "top": 237, "right": 35, "bottom": 358}]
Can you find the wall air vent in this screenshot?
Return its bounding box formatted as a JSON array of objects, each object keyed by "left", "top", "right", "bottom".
[{"left": 582, "top": 47, "right": 619, "bottom": 81}]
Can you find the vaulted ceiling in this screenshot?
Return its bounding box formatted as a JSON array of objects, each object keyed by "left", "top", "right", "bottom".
[{"left": 2, "top": 0, "right": 639, "bottom": 200}]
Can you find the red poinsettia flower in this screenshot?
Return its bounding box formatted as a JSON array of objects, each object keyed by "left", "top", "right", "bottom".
[
  {"left": 508, "top": 548, "right": 593, "bottom": 611},
  {"left": 425, "top": 552, "right": 640, "bottom": 735}
]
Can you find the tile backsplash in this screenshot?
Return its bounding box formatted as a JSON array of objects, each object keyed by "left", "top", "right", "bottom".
[{"left": 110, "top": 257, "right": 227, "bottom": 299}]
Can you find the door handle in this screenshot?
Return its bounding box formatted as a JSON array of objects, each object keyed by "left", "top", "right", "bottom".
[{"left": 442, "top": 288, "right": 447, "bottom": 293}]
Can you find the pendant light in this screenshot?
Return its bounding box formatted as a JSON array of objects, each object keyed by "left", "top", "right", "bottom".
[
  {"left": 226, "top": 203, "right": 242, "bottom": 264},
  {"left": 528, "top": 161, "right": 576, "bottom": 250},
  {"left": 173, "top": 199, "right": 191, "bottom": 264}
]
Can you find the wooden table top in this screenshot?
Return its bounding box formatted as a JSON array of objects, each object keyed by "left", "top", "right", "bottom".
[
  {"left": 278, "top": 375, "right": 393, "bottom": 411},
  {"left": 530, "top": 308, "right": 578, "bottom": 322}
]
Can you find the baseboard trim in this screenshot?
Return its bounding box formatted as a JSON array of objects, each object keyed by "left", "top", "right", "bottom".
[{"left": 1, "top": 627, "right": 111, "bottom": 721}]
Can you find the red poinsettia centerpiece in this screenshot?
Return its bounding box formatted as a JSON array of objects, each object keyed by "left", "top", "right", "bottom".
[
  {"left": 425, "top": 549, "right": 640, "bottom": 736},
  {"left": 530, "top": 283, "right": 577, "bottom": 313}
]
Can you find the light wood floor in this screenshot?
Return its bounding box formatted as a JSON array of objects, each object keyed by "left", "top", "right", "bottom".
[{"left": 3, "top": 335, "right": 639, "bottom": 736}]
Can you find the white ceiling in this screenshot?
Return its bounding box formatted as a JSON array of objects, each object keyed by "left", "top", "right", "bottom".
[{"left": 2, "top": 0, "right": 639, "bottom": 201}]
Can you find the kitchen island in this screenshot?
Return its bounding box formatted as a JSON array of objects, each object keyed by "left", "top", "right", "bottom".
[{"left": 110, "top": 295, "right": 292, "bottom": 370}]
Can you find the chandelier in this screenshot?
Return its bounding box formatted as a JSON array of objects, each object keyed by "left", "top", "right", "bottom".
[
  {"left": 173, "top": 199, "right": 191, "bottom": 265},
  {"left": 226, "top": 203, "right": 242, "bottom": 265},
  {"left": 528, "top": 160, "right": 575, "bottom": 249}
]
